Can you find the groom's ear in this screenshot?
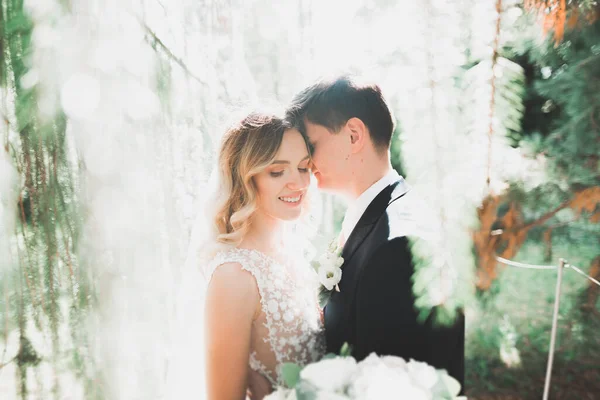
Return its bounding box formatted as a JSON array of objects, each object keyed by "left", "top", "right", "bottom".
[{"left": 346, "top": 117, "right": 367, "bottom": 153}]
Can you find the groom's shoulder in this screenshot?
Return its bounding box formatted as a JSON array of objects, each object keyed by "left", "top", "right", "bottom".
[{"left": 379, "top": 187, "right": 434, "bottom": 243}]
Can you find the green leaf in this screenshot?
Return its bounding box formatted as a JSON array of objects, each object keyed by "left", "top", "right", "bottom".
[
  {"left": 281, "top": 362, "right": 302, "bottom": 388},
  {"left": 320, "top": 353, "right": 337, "bottom": 360},
  {"left": 295, "top": 380, "right": 318, "bottom": 400},
  {"left": 432, "top": 370, "right": 461, "bottom": 399},
  {"left": 339, "top": 342, "right": 353, "bottom": 357},
  {"left": 318, "top": 287, "right": 332, "bottom": 308},
  {"left": 327, "top": 238, "right": 338, "bottom": 253},
  {"left": 15, "top": 87, "right": 37, "bottom": 131},
  {"left": 310, "top": 260, "right": 319, "bottom": 272},
  {"left": 5, "top": 13, "right": 34, "bottom": 37}
]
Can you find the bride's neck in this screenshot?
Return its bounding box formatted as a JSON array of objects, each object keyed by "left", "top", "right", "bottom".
[{"left": 239, "top": 211, "right": 287, "bottom": 256}]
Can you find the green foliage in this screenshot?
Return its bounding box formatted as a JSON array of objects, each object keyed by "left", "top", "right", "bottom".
[
  {"left": 281, "top": 362, "right": 303, "bottom": 388},
  {"left": 466, "top": 242, "right": 600, "bottom": 398},
  {"left": 155, "top": 53, "right": 173, "bottom": 113},
  {"left": 16, "top": 335, "right": 41, "bottom": 367},
  {"left": 463, "top": 56, "right": 526, "bottom": 145},
  {"left": 317, "top": 286, "right": 332, "bottom": 309},
  {"left": 295, "top": 380, "right": 318, "bottom": 400},
  {"left": 522, "top": 20, "right": 600, "bottom": 187},
  {"left": 339, "top": 342, "right": 353, "bottom": 357},
  {"left": 1, "top": 0, "right": 90, "bottom": 397},
  {"left": 464, "top": 8, "right": 600, "bottom": 398}
]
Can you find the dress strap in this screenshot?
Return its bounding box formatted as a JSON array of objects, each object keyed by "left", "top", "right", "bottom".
[{"left": 207, "top": 248, "right": 273, "bottom": 291}]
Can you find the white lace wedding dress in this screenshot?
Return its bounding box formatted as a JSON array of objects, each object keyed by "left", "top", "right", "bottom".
[{"left": 207, "top": 248, "right": 326, "bottom": 396}]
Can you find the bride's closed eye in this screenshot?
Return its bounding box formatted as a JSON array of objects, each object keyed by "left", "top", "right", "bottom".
[
  {"left": 298, "top": 157, "right": 312, "bottom": 173},
  {"left": 298, "top": 161, "right": 310, "bottom": 174},
  {"left": 270, "top": 167, "right": 308, "bottom": 177}
]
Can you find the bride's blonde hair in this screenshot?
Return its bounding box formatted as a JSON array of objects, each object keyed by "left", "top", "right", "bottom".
[{"left": 212, "top": 113, "right": 292, "bottom": 246}]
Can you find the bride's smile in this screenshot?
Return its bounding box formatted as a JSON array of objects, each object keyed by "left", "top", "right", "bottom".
[
  {"left": 278, "top": 193, "right": 303, "bottom": 205},
  {"left": 254, "top": 129, "right": 311, "bottom": 221}
]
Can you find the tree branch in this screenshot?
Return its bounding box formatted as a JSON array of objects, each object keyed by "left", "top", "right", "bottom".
[
  {"left": 522, "top": 198, "right": 573, "bottom": 231},
  {"left": 497, "top": 197, "right": 573, "bottom": 238},
  {"left": 544, "top": 218, "right": 579, "bottom": 230},
  {"left": 139, "top": 21, "right": 208, "bottom": 87},
  {"left": 576, "top": 53, "right": 600, "bottom": 70}
]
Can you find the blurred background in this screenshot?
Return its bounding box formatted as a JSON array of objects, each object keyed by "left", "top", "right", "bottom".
[{"left": 1, "top": 0, "right": 599, "bottom": 399}]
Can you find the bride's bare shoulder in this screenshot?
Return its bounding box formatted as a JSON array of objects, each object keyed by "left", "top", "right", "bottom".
[
  {"left": 206, "top": 261, "right": 261, "bottom": 320},
  {"left": 208, "top": 262, "right": 259, "bottom": 299}
]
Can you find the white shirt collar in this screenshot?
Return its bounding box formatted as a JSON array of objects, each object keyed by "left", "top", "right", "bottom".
[{"left": 341, "top": 169, "right": 401, "bottom": 241}]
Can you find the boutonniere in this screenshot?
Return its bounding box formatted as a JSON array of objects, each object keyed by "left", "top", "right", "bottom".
[{"left": 311, "top": 240, "right": 344, "bottom": 308}]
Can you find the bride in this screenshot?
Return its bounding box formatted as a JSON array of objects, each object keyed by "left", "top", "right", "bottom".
[{"left": 203, "top": 113, "right": 325, "bottom": 399}]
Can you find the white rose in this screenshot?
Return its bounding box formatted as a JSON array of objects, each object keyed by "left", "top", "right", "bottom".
[
  {"left": 300, "top": 356, "right": 357, "bottom": 393},
  {"left": 406, "top": 359, "right": 439, "bottom": 391},
  {"left": 318, "top": 265, "right": 342, "bottom": 291},
  {"left": 380, "top": 355, "right": 408, "bottom": 372},
  {"left": 433, "top": 370, "right": 462, "bottom": 398},
  {"left": 352, "top": 353, "right": 384, "bottom": 380},
  {"left": 357, "top": 352, "right": 384, "bottom": 367},
  {"left": 351, "top": 361, "right": 430, "bottom": 400},
  {"left": 318, "top": 253, "right": 332, "bottom": 266}
]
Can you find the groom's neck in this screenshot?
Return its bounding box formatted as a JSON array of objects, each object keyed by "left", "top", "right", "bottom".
[{"left": 346, "top": 153, "right": 392, "bottom": 200}]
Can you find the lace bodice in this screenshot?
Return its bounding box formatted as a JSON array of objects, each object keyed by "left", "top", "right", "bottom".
[{"left": 207, "top": 248, "right": 326, "bottom": 388}]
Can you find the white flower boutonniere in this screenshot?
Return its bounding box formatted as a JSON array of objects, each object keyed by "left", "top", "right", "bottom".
[{"left": 312, "top": 240, "right": 344, "bottom": 308}]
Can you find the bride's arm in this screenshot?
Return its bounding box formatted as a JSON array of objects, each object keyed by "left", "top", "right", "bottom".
[{"left": 205, "top": 262, "right": 260, "bottom": 400}]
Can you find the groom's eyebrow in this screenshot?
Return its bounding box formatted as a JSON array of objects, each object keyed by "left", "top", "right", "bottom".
[{"left": 271, "top": 155, "right": 310, "bottom": 165}]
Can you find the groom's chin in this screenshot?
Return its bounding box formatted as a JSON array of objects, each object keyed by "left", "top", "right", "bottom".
[
  {"left": 314, "top": 175, "right": 326, "bottom": 189},
  {"left": 315, "top": 177, "right": 333, "bottom": 192},
  {"left": 314, "top": 172, "right": 337, "bottom": 192}
]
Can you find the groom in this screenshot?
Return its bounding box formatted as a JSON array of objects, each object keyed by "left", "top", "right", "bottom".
[{"left": 286, "top": 76, "right": 465, "bottom": 389}]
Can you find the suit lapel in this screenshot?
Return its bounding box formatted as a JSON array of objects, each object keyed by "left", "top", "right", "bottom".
[
  {"left": 341, "top": 179, "right": 408, "bottom": 264},
  {"left": 326, "top": 178, "right": 410, "bottom": 306}
]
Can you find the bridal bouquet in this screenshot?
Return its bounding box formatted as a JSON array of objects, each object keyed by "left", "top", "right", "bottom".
[{"left": 265, "top": 346, "right": 464, "bottom": 400}]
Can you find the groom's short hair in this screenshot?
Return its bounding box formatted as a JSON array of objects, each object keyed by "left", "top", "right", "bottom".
[{"left": 285, "top": 76, "right": 394, "bottom": 151}]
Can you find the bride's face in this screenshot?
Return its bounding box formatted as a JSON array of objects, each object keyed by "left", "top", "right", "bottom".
[{"left": 254, "top": 129, "right": 311, "bottom": 222}]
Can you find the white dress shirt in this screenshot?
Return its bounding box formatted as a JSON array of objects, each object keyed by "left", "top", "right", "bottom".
[{"left": 340, "top": 169, "right": 401, "bottom": 244}]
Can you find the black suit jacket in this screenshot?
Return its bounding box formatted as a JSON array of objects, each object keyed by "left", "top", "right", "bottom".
[{"left": 323, "top": 179, "right": 465, "bottom": 390}]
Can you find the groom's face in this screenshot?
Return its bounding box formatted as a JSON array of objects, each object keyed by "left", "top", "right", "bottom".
[{"left": 304, "top": 120, "right": 352, "bottom": 192}]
